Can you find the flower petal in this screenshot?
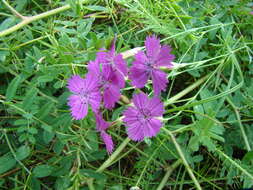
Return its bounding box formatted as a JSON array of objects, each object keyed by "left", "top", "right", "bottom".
[
  {"left": 145, "top": 35, "right": 161, "bottom": 60},
  {"left": 87, "top": 60, "right": 101, "bottom": 77},
  {"left": 126, "top": 122, "right": 144, "bottom": 141},
  {"left": 133, "top": 51, "right": 148, "bottom": 65},
  {"left": 95, "top": 112, "right": 110, "bottom": 131},
  {"left": 88, "top": 90, "right": 101, "bottom": 113},
  {"left": 148, "top": 96, "right": 164, "bottom": 117},
  {"left": 114, "top": 54, "right": 128, "bottom": 76},
  {"left": 129, "top": 64, "right": 149, "bottom": 88},
  {"left": 100, "top": 131, "right": 114, "bottom": 154},
  {"left": 85, "top": 73, "right": 100, "bottom": 92},
  {"left": 143, "top": 118, "right": 162, "bottom": 138},
  {"left": 96, "top": 49, "right": 109, "bottom": 64},
  {"left": 155, "top": 45, "right": 175, "bottom": 68},
  {"left": 105, "top": 66, "right": 125, "bottom": 88},
  {"left": 68, "top": 95, "right": 88, "bottom": 120},
  {"left": 151, "top": 69, "right": 168, "bottom": 96},
  {"left": 132, "top": 92, "right": 148, "bottom": 110},
  {"left": 123, "top": 107, "right": 140, "bottom": 125},
  {"left": 67, "top": 75, "right": 85, "bottom": 94},
  {"left": 103, "top": 84, "right": 121, "bottom": 109}
]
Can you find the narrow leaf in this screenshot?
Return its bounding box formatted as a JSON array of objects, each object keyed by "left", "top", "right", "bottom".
[{"left": 6, "top": 76, "right": 22, "bottom": 101}]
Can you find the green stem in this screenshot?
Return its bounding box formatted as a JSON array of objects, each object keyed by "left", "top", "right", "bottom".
[
  {"left": 4, "top": 131, "right": 31, "bottom": 174},
  {"left": 96, "top": 137, "right": 131, "bottom": 173},
  {"left": 165, "top": 74, "right": 210, "bottom": 106},
  {"left": 87, "top": 178, "right": 96, "bottom": 190},
  {"left": 0, "top": 5, "right": 68, "bottom": 37},
  {"left": 224, "top": 95, "right": 251, "bottom": 151},
  {"left": 163, "top": 128, "right": 202, "bottom": 190},
  {"left": 0, "top": 1, "right": 88, "bottom": 37},
  {"left": 88, "top": 138, "right": 131, "bottom": 188},
  {"left": 156, "top": 159, "right": 182, "bottom": 190},
  {"left": 216, "top": 149, "right": 253, "bottom": 180},
  {"left": 2, "top": 0, "right": 26, "bottom": 19}
]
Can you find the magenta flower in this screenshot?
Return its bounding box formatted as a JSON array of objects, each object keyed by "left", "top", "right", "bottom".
[
  {"left": 100, "top": 131, "right": 114, "bottom": 153},
  {"left": 67, "top": 75, "right": 101, "bottom": 120},
  {"left": 96, "top": 38, "right": 127, "bottom": 89},
  {"left": 88, "top": 59, "right": 121, "bottom": 109},
  {"left": 123, "top": 92, "right": 164, "bottom": 141},
  {"left": 95, "top": 112, "right": 110, "bottom": 131},
  {"left": 95, "top": 112, "right": 114, "bottom": 153},
  {"left": 250, "top": 11, "right": 253, "bottom": 15},
  {"left": 129, "top": 35, "right": 175, "bottom": 95}
]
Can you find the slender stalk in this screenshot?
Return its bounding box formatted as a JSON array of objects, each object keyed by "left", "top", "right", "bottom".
[
  {"left": 165, "top": 74, "right": 210, "bottom": 106},
  {"left": 0, "top": 1, "right": 89, "bottom": 37},
  {"left": 87, "top": 178, "right": 96, "bottom": 190},
  {"left": 0, "top": 5, "right": 69, "bottom": 37},
  {"left": 163, "top": 128, "right": 202, "bottom": 190},
  {"left": 156, "top": 159, "right": 182, "bottom": 190},
  {"left": 87, "top": 138, "right": 131, "bottom": 188},
  {"left": 2, "top": 0, "right": 26, "bottom": 19},
  {"left": 3, "top": 131, "right": 31, "bottom": 175},
  {"left": 216, "top": 149, "right": 253, "bottom": 180},
  {"left": 223, "top": 95, "right": 251, "bottom": 151},
  {"left": 96, "top": 138, "right": 131, "bottom": 172}
]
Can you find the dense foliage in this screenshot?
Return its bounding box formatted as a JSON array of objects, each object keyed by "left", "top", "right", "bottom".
[{"left": 0, "top": 0, "right": 253, "bottom": 189}]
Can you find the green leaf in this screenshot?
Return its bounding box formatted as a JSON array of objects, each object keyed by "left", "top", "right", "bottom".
[
  {"left": 55, "top": 176, "right": 70, "bottom": 190},
  {"left": 41, "top": 124, "right": 52, "bottom": 132},
  {"left": 0, "top": 179, "right": 5, "bottom": 187},
  {"left": 0, "top": 51, "right": 10, "bottom": 62},
  {"left": 54, "top": 27, "right": 76, "bottom": 34},
  {"left": 14, "top": 119, "right": 28, "bottom": 126},
  {"left": 0, "top": 153, "right": 16, "bottom": 174},
  {"left": 6, "top": 76, "right": 23, "bottom": 101},
  {"left": 109, "top": 185, "right": 123, "bottom": 190},
  {"left": 51, "top": 156, "right": 73, "bottom": 177},
  {"left": 190, "top": 115, "right": 224, "bottom": 152},
  {"left": 33, "top": 165, "right": 53, "bottom": 178},
  {"left": 53, "top": 140, "right": 64, "bottom": 155},
  {"left": 67, "top": 0, "right": 82, "bottom": 16},
  {"left": 0, "top": 17, "right": 16, "bottom": 31},
  {"left": 77, "top": 18, "right": 95, "bottom": 37},
  {"left": 112, "top": 106, "right": 125, "bottom": 121},
  {"left": 15, "top": 0, "right": 28, "bottom": 12},
  {"left": 28, "top": 128, "right": 38, "bottom": 134},
  {"left": 16, "top": 145, "right": 30, "bottom": 160},
  {"left": 28, "top": 136, "right": 36, "bottom": 144},
  {"left": 36, "top": 102, "right": 55, "bottom": 120},
  {"left": 188, "top": 136, "right": 200, "bottom": 151},
  {"left": 30, "top": 177, "right": 41, "bottom": 190},
  {"left": 84, "top": 5, "right": 109, "bottom": 12},
  {"left": 43, "top": 130, "right": 55, "bottom": 144},
  {"left": 80, "top": 169, "right": 106, "bottom": 180},
  {"left": 242, "top": 151, "right": 253, "bottom": 164},
  {"left": 37, "top": 75, "right": 54, "bottom": 83},
  {"left": 22, "top": 87, "right": 38, "bottom": 111}
]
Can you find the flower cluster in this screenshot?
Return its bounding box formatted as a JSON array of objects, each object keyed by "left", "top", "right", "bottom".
[{"left": 67, "top": 35, "right": 174, "bottom": 153}]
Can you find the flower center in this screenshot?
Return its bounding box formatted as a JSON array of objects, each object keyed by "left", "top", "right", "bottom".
[
  {"left": 146, "top": 62, "right": 153, "bottom": 67},
  {"left": 145, "top": 59, "right": 155, "bottom": 74},
  {"left": 137, "top": 108, "right": 152, "bottom": 121},
  {"left": 77, "top": 87, "right": 90, "bottom": 103}
]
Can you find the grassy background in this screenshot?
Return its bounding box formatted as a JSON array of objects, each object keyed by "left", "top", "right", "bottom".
[{"left": 0, "top": 0, "right": 253, "bottom": 189}]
